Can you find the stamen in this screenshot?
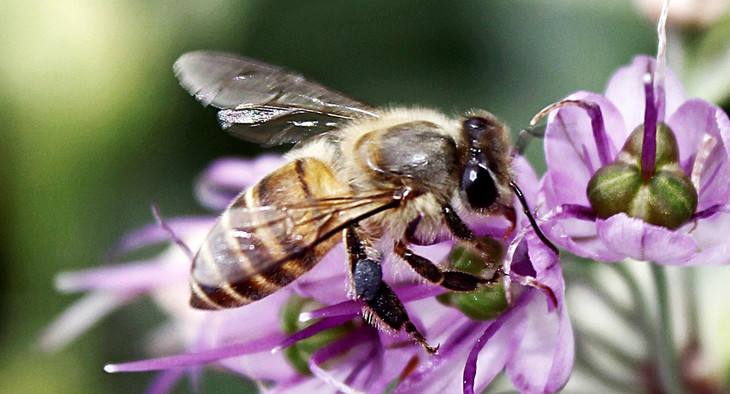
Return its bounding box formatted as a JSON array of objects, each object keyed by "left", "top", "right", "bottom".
[
  {"left": 691, "top": 204, "right": 729, "bottom": 221},
  {"left": 462, "top": 293, "right": 528, "bottom": 394},
  {"left": 560, "top": 204, "right": 597, "bottom": 221},
  {"left": 151, "top": 204, "right": 194, "bottom": 261},
  {"left": 146, "top": 369, "right": 185, "bottom": 394},
  {"left": 655, "top": 0, "right": 670, "bottom": 121},
  {"left": 308, "top": 329, "right": 374, "bottom": 394},
  {"left": 272, "top": 315, "right": 354, "bottom": 353},
  {"left": 641, "top": 73, "right": 659, "bottom": 181},
  {"left": 104, "top": 332, "right": 285, "bottom": 372},
  {"left": 463, "top": 320, "right": 504, "bottom": 394},
  {"left": 531, "top": 99, "right": 612, "bottom": 167}
]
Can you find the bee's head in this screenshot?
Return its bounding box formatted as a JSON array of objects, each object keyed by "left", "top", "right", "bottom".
[{"left": 459, "top": 111, "right": 512, "bottom": 213}]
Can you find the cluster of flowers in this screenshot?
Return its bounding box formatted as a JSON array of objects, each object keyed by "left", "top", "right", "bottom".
[{"left": 44, "top": 16, "right": 730, "bottom": 394}]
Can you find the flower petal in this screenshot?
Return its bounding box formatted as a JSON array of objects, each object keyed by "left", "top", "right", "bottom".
[
  {"left": 505, "top": 290, "right": 574, "bottom": 394},
  {"left": 541, "top": 214, "right": 624, "bottom": 262},
  {"left": 396, "top": 321, "right": 485, "bottom": 394},
  {"left": 543, "top": 92, "right": 626, "bottom": 207},
  {"left": 466, "top": 296, "right": 530, "bottom": 394},
  {"left": 668, "top": 99, "right": 730, "bottom": 210},
  {"left": 145, "top": 369, "right": 184, "bottom": 394},
  {"left": 506, "top": 233, "right": 574, "bottom": 393},
  {"left": 605, "top": 55, "right": 686, "bottom": 131},
  {"left": 55, "top": 259, "right": 186, "bottom": 293},
  {"left": 684, "top": 210, "right": 730, "bottom": 266},
  {"left": 195, "top": 156, "right": 284, "bottom": 210},
  {"left": 40, "top": 292, "right": 138, "bottom": 351},
  {"left": 513, "top": 155, "right": 540, "bottom": 202},
  {"left": 596, "top": 213, "right": 698, "bottom": 265},
  {"left": 104, "top": 332, "right": 286, "bottom": 373},
  {"left": 110, "top": 217, "right": 214, "bottom": 257}
]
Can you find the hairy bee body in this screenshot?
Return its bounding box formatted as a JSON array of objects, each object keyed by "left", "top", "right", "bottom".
[
  {"left": 175, "top": 51, "right": 551, "bottom": 351},
  {"left": 191, "top": 108, "right": 511, "bottom": 309}
]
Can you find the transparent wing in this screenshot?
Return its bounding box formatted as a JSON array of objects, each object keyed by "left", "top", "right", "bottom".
[{"left": 174, "top": 51, "right": 378, "bottom": 146}]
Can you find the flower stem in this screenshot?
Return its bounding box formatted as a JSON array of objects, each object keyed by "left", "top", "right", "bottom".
[
  {"left": 650, "top": 264, "right": 686, "bottom": 394},
  {"left": 611, "top": 264, "right": 654, "bottom": 347}
]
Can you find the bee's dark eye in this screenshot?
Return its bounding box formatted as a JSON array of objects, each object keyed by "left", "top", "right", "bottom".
[
  {"left": 462, "top": 157, "right": 499, "bottom": 209},
  {"left": 463, "top": 116, "right": 489, "bottom": 140}
]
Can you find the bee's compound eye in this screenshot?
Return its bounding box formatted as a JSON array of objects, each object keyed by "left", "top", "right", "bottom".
[{"left": 462, "top": 161, "right": 498, "bottom": 209}]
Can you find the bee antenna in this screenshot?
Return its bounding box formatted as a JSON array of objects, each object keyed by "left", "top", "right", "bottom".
[
  {"left": 507, "top": 181, "right": 559, "bottom": 255},
  {"left": 150, "top": 204, "right": 195, "bottom": 261}
]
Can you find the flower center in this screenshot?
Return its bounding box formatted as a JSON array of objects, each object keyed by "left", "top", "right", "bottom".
[{"left": 586, "top": 121, "right": 698, "bottom": 229}]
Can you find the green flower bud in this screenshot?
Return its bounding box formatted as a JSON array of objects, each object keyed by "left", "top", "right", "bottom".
[
  {"left": 281, "top": 295, "right": 353, "bottom": 375},
  {"left": 587, "top": 123, "right": 698, "bottom": 229},
  {"left": 436, "top": 240, "right": 508, "bottom": 321}
]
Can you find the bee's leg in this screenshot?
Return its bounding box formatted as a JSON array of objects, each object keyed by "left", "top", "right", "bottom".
[
  {"left": 514, "top": 125, "right": 545, "bottom": 155},
  {"left": 394, "top": 241, "right": 503, "bottom": 291},
  {"left": 344, "top": 226, "right": 438, "bottom": 354},
  {"left": 441, "top": 204, "right": 506, "bottom": 266}
]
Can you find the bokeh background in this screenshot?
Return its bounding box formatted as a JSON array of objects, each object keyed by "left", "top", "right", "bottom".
[{"left": 2, "top": 0, "right": 729, "bottom": 393}]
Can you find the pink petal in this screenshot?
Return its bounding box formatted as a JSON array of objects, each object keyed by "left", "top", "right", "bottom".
[
  {"left": 104, "top": 332, "right": 285, "bottom": 373},
  {"left": 274, "top": 315, "right": 356, "bottom": 351},
  {"left": 605, "top": 56, "right": 686, "bottom": 131},
  {"left": 596, "top": 213, "right": 698, "bottom": 265},
  {"left": 55, "top": 259, "right": 186, "bottom": 293},
  {"left": 195, "top": 156, "right": 284, "bottom": 210},
  {"left": 396, "top": 321, "right": 486, "bottom": 394},
  {"left": 465, "top": 298, "right": 530, "bottom": 394},
  {"left": 219, "top": 350, "right": 298, "bottom": 382},
  {"left": 512, "top": 155, "right": 540, "bottom": 203},
  {"left": 543, "top": 92, "right": 627, "bottom": 207},
  {"left": 683, "top": 210, "right": 730, "bottom": 265},
  {"left": 145, "top": 369, "right": 184, "bottom": 394},
  {"left": 111, "top": 217, "right": 214, "bottom": 257},
  {"left": 40, "top": 292, "right": 138, "bottom": 351},
  {"left": 505, "top": 290, "right": 574, "bottom": 393},
  {"left": 668, "top": 99, "right": 730, "bottom": 210},
  {"left": 541, "top": 214, "right": 624, "bottom": 262},
  {"left": 308, "top": 329, "right": 380, "bottom": 394}
]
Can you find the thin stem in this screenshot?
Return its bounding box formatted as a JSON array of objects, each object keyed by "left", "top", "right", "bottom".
[
  {"left": 651, "top": 264, "right": 686, "bottom": 394},
  {"left": 683, "top": 268, "right": 699, "bottom": 345},
  {"left": 574, "top": 333, "right": 642, "bottom": 393},
  {"left": 609, "top": 263, "right": 654, "bottom": 346},
  {"left": 577, "top": 325, "right": 643, "bottom": 368}
]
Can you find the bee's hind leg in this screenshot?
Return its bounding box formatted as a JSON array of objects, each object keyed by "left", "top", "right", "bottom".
[{"left": 344, "top": 226, "right": 438, "bottom": 354}]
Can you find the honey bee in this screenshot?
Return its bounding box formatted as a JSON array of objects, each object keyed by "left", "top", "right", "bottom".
[{"left": 174, "top": 51, "right": 556, "bottom": 353}]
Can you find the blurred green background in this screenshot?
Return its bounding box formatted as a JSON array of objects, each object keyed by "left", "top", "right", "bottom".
[{"left": 1, "top": 0, "right": 728, "bottom": 393}]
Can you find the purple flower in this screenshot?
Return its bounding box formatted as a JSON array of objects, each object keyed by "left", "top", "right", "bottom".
[
  {"left": 392, "top": 157, "right": 573, "bottom": 394},
  {"left": 539, "top": 55, "right": 730, "bottom": 265},
  {"left": 44, "top": 152, "right": 573, "bottom": 393}
]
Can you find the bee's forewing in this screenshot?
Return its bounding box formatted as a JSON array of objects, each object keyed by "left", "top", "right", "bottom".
[
  {"left": 173, "top": 51, "right": 378, "bottom": 146},
  {"left": 189, "top": 158, "right": 400, "bottom": 310}
]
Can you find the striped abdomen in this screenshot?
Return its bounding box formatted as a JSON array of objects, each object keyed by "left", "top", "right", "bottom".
[{"left": 190, "top": 158, "right": 349, "bottom": 310}]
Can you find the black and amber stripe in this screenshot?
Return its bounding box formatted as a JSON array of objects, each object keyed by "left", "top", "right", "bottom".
[{"left": 189, "top": 158, "right": 348, "bottom": 310}]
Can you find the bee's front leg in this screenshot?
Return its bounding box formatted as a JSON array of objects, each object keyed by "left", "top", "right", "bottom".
[
  {"left": 394, "top": 241, "right": 503, "bottom": 291},
  {"left": 343, "top": 226, "right": 438, "bottom": 354}
]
